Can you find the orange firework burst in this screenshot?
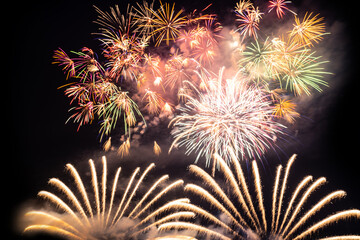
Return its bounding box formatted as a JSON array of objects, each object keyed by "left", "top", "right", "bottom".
[
  {"left": 273, "top": 99, "right": 300, "bottom": 123},
  {"left": 289, "top": 12, "right": 326, "bottom": 47}
]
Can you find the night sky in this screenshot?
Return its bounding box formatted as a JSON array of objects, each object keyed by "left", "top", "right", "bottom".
[{"left": 9, "top": 0, "right": 359, "bottom": 239}]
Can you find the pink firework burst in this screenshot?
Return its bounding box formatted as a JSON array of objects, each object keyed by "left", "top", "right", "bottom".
[{"left": 268, "top": 0, "right": 296, "bottom": 19}]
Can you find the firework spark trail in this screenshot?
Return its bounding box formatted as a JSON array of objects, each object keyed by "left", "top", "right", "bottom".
[
  {"left": 117, "top": 138, "right": 131, "bottom": 157},
  {"left": 151, "top": 236, "right": 198, "bottom": 240},
  {"left": 23, "top": 156, "right": 196, "bottom": 239},
  {"left": 274, "top": 154, "right": 296, "bottom": 232},
  {"left": 143, "top": 89, "right": 165, "bottom": 114},
  {"left": 154, "top": 141, "right": 162, "bottom": 155},
  {"left": 162, "top": 150, "right": 360, "bottom": 239},
  {"left": 158, "top": 222, "right": 231, "bottom": 240}
]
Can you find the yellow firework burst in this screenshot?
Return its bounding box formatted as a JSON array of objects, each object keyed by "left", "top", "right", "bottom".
[{"left": 149, "top": 1, "right": 186, "bottom": 46}]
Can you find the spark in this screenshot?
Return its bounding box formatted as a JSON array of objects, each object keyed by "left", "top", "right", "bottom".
[
  {"left": 154, "top": 76, "right": 163, "bottom": 86},
  {"left": 162, "top": 102, "right": 173, "bottom": 114}
]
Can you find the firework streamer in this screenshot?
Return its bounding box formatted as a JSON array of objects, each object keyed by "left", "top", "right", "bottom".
[
  {"left": 159, "top": 150, "right": 360, "bottom": 239},
  {"left": 23, "top": 156, "right": 197, "bottom": 239}
]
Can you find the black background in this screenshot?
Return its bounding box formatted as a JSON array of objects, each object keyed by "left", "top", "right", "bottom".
[{"left": 8, "top": 0, "right": 359, "bottom": 238}]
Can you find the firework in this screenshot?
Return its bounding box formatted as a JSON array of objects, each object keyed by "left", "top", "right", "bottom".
[
  {"left": 53, "top": 0, "right": 332, "bottom": 149},
  {"left": 94, "top": 5, "right": 147, "bottom": 81},
  {"left": 149, "top": 1, "right": 186, "bottom": 46},
  {"left": 289, "top": 12, "right": 326, "bottom": 47},
  {"left": 53, "top": 48, "right": 145, "bottom": 142},
  {"left": 53, "top": 48, "right": 105, "bottom": 83},
  {"left": 169, "top": 67, "right": 286, "bottom": 167},
  {"left": 94, "top": 5, "right": 134, "bottom": 34},
  {"left": 132, "top": 0, "right": 156, "bottom": 38},
  {"left": 164, "top": 55, "right": 199, "bottom": 90},
  {"left": 268, "top": 0, "right": 296, "bottom": 19},
  {"left": 239, "top": 38, "right": 275, "bottom": 83},
  {"left": 98, "top": 88, "right": 144, "bottom": 141},
  {"left": 154, "top": 141, "right": 162, "bottom": 155},
  {"left": 272, "top": 98, "right": 300, "bottom": 123},
  {"left": 235, "top": 7, "right": 262, "bottom": 39},
  {"left": 235, "top": 0, "right": 254, "bottom": 15},
  {"left": 143, "top": 89, "right": 165, "bottom": 115},
  {"left": 23, "top": 156, "right": 195, "bottom": 239},
  {"left": 162, "top": 151, "right": 360, "bottom": 239},
  {"left": 117, "top": 138, "right": 131, "bottom": 157},
  {"left": 101, "top": 31, "right": 146, "bottom": 81},
  {"left": 53, "top": 48, "right": 75, "bottom": 80},
  {"left": 238, "top": 37, "right": 330, "bottom": 95},
  {"left": 280, "top": 49, "right": 330, "bottom": 95}
]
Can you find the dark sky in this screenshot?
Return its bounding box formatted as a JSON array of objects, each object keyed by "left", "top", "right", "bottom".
[{"left": 9, "top": 0, "right": 359, "bottom": 239}]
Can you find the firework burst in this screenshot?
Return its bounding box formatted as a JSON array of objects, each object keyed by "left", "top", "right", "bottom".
[
  {"left": 161, "top": 151, "right": 360, "bottom": 239},
  {"left": 53, "top": 48, "right": 145, "bottom": 142},
  {"left": 272, "top": 98, "right": 300, "bottom": 123},
  {"left": 289, "top": 12, "right": 327, "bottom": 47},
  {"left": 169, "top": 67, "right": 286, "bottom": 167},
  {"left": 132, "top": 0, "right": 157, "bottom": 38},
  {"left": 280, "top": 49, "right": 330, "bottom": 95},
  {"left": 235, "top": 6, "right": 262, "bottom": 39},
  {"left": 238, "top": 37, "right": 330, "bottom": 95},
  {"left": 268, "top": 0, "right": 296, "bottom": 19},
  {"left": 149, "top": 1, "right": 186, "bottom": 46},
  {"left": 23, "top": 156, "right": 196, "bottom": 239}
]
